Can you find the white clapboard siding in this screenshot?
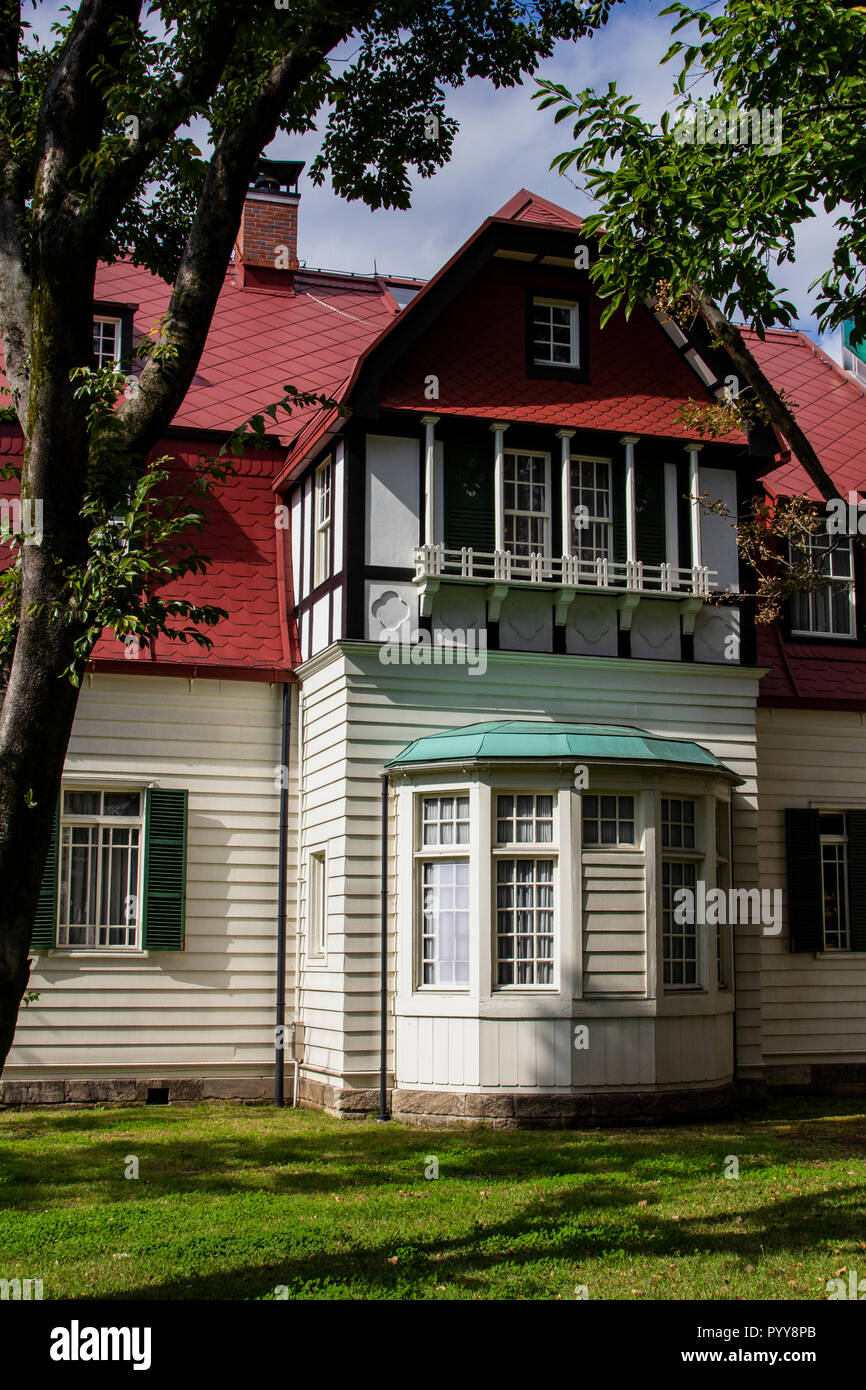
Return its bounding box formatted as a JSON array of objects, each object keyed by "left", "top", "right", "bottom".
[
  {"left": 582, "top": 853, "right": 647, "bottom": 995},
  {"left": 8, "top": 673, "right": 296, "bottom": 1081},
  {"left": 294, "top": 642, "right": 759, "bottom": 1094},
  {"left": 757, "top": 707, "right": 866, "bottom": 1064}
]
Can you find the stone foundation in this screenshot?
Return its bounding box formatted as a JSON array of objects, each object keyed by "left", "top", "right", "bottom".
[
  {"left": 0, "top": 1076, "right": 270, "bottom": 1108},
  {"left": 389, "top": 1083, "right": 738, "bottom": 1128},
  {"left": 764, "top": 1062, "right": 866, "bottom": 1094}
]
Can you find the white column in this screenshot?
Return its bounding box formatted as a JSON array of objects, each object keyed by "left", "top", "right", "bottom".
[
  {"left": 686, "top": 443, "right": 703, "bottom": 568},
  {"left": 620, "top": 435, "right": 640, "bottom": 564},
  {"left": 421, "top": 414, "right": 439, "bottom": 545},
  {"left": 490, "top": 421, "right": 509, "bottom": 552},
  {"left": 557, "top": 429, "right": 576, "bottom": 556}
]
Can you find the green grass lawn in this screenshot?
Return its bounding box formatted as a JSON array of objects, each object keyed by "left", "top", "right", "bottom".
[{"left": 0, "top": 1097, "right": 864, "bottom": 1300}]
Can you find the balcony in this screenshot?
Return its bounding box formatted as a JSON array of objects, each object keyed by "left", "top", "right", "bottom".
[{"left": 413, "top": 545, "right": 717, "bottom": 631}]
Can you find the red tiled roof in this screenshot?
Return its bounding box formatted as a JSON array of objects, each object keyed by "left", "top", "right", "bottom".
[
  {"left": 378, "top": 257, "right": 742, "bottom": 438},
  {"left": 492, "top": 188, "right": 585, "bottom": 230},
  {"left": 745, "top": 327, "right": 866, "bottom": 499},
  {"left": 0, "top": 260, "right": 411, "bottom": 447}
]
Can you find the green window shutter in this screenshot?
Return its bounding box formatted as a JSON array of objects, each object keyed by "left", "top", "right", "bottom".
[
  {"left": 142, "top": 788, "right": 188, "bottom": 951},
  {"left": 635, "top": 459, "right": 665, "bottom": 566},
  {"left": 444, "top": 442, "right": 495, "bottom": 552},
  {"left": 846, "top": 810, "right": 866, "bottom": 951},
  {"left": 31, "top": 803, "right": 60, "bottom": 951},
  {"left": 611, "top": 460, "right": 627, "bottom": 565},
  {"left": 785, "top": 808, "right": 823, "bottom": 951}
]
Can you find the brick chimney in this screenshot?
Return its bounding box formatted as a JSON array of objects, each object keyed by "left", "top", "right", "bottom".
[{"left": 234, "top": 158, "right": 304, "bottom": 291}]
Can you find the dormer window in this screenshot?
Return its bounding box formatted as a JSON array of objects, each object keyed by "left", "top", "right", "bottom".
[
  {"left": 532, "top": 297, "right": 580, "bottom": 367},
  {"left": 790, "top": 533, "right": 856, "bottom": 639},
  {"left": 93, "top": 316, "right": 122, "bottom": 369},
  {"left": 525, "top": 288, "right": 589, "bottom": 382}
]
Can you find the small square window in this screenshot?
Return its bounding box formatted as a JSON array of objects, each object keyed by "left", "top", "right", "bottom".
[
  {"left": 422, "top": 795, "right": 470, "bottom": 846},
  {"left": 532, "top": 298, "right": 579, "bottom": 367},
  {"left": 496, "top": 793, "right": 554, "bottom": 845},
  {"left": 661, "top": 798, "right": 695, "bottom": 849},
  {"left": 582, "top": 795, "right": 635, "bottom": 846}
]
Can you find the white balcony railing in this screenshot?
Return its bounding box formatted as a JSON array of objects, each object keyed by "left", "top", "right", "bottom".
[{"left": 414, "top": 545, "right": 715, "bottom": 598}]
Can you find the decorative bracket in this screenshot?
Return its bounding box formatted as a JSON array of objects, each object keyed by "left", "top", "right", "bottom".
[
  {"left": 553, "top": 588, "right": 577, "bottom": 627},
  {"left": 417, "top": 577, "right": 440, "bottom": 617},
  {"left": 485, "top": 583, "right": 509, "bottom": 623},
  {"left": 679, "top": 597, "right": 704, "bottom": 636},
  {"left": 617, "top": 593, "right": 642, "bottom": 632}
]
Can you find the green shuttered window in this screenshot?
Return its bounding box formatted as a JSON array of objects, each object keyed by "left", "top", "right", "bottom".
[
  {"left": 142, "top": 788, "right": 188, "bottom": 951},
  {"left": 33, "top": 786, "right": 187, "bottom": 952},
  {"left": 31, "top": 806, "right": 60, "bottom": 951},
  {"left": 785, "top": 807, "right": 866, "bottom": 952}
]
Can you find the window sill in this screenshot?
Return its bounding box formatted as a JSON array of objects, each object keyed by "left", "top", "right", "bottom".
[
  {"left": 36, "top": 949, "right": 150, "bottom": 959},
  {"left": 815, "top": 951, "right": 866, "bottom": 959}
]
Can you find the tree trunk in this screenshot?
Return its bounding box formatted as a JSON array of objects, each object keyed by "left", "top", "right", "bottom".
[{"left": 696, "top": 292, "right": 839, "bottom": 504}]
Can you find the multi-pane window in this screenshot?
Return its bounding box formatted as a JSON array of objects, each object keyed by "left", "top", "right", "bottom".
[
  {"left": 715, "top": 801, "right": 731, "bottom": 986},
  {"left": 496, "top": 858, "right": 554, "bottom": 986},
  {"left": 496, "top": 794, "right": 553, "bottom": 845},
  {"left": 57, "top": 790, "right": 142, "bottom": 948},
  {"left": 421, "top": 860, "right": 470, "bottom": 985},
  {"left": 582, "top": 795, "right": 635, "bottom": 846},
  {"left": 791, "top": 535, "right": 855, "bottom": 637},
  {"left": 662, "top": 860, "right": 698, "bottom": 986},
  {"left": 532, "top": 298, "right": 579, "bottom": 367},
  {"left": 819, "top": 811, "right": 850, "bottom": 950},
  {"left": 308, "top": 850, "right": 327, "bottom": 959},
  {"left": 661, "top": 798, "right": 696, "bottom": 849},
  {"left": 570, "top": 457, "right": 612, "bottom": 562},
  {"left": 314, "top": 458, "right": 333, "bottom": 586},
  {"left": 93, "top": 317, "right": 121, "bottom": 368},
  {"left": 503, "top": 451, "right": 550, "bottom": 561},
  {"left": 423, "top": 796, "right": 470, "bottom": 846}
]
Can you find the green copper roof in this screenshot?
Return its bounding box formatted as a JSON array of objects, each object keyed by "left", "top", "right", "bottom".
[{"left": 387, "top": 721, "right": 735, "bottom": 773}]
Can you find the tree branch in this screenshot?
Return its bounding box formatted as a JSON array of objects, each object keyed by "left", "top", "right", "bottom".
[
  {"left": 118, "top": 3, "right": 381, "bottom": 458},
  {"left": 696, "top": 291, "right": 840, "bottom": 504},
  {"left": 0, "top": 0, "right": 30, "bottom": 426}
]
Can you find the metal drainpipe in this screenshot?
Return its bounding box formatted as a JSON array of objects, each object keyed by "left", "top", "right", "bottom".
[
  {"left": 377, "top": 772, "right": 390, "bottom": 1122},
  {"left": 274, "top": 681, "right": 291, "bottom": 1107}
]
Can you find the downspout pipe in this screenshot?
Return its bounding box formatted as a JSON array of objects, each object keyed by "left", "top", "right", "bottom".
[
  {"left": 274, "top": 681, "right": 291, "bottom": 1107},
  {"left": 377, "top": 772, "right": 390, "bottom": 1122}
]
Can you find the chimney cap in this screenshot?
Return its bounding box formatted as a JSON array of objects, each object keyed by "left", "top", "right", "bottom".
[{"left": 250, "top": 158, "right": 304, "bottom": 197}]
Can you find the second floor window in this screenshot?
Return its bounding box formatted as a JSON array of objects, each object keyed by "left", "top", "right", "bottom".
[
  {"left": 93, "top": 317, "right": 121, "bottom": 369},
  {"left": 570, "top": 457, "right": 612, "bottom": 563},
  {"left": 314, "top": 458, "right": 332, "bottom": 586},
  {"left": 532, "top": 297, "right": 580, "bottom": 367},
  {"left": 790, "top": 534, "right": 855, "bottom": 638},
  {"left": 503, "top": 450, "right": 550, "bottom": 560}
]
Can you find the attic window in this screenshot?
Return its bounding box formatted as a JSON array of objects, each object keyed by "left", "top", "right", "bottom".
[
  {"left": 532, "top": 297, "right": 579, "bottom": 367},
  {"left": 93, "top": 316, "right": 122, "bottom": 369}
]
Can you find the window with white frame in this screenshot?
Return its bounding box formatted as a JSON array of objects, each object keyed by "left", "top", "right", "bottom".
[
  {"left": 532, "top": 297, "right": 580, "bottom": 367},
  {"left": 715, "top": 800, "right": 731, "bottom": 986},
  {"left": 662, "top": 859, "right": 698, "bottom": 987},
  {"left": 308, "top": 850, "right": 327, "bottom": 959},
  {"left": 57, "top": 790, "right": 143, "bottom": 947},
  {"left": 582, "top": 794, "right": 635, "bottom": 846},
  {"left": 661, "top": 797, "right": 701, "bottom": 987},
  {"left": 93, "top": 317, "right": 121, "bottom": 369},
  {"left": 418, "top": 795, "right": 470, "bottom": 987},
  {"left": 791, "top": 534, "right": 855, "bottom": 638},
  {"left": 570, "top": 457, "right": 612, "bottom": 562},
  {"left": 819, "top": 811, "right": 850, "bottom": 950},
  {"left": 314, "top": 458, "right": 333, "bottom": 586},
  {"left": 503, "top": 450, "right": 550, "bottom": 562},
  {"left": 494, "top": 791, "right": 556, "bottom": 987}
]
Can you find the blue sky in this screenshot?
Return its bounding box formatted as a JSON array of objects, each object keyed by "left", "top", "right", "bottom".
[{"left": 30, "top": 1, "right": 842, "bottom": 358}]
